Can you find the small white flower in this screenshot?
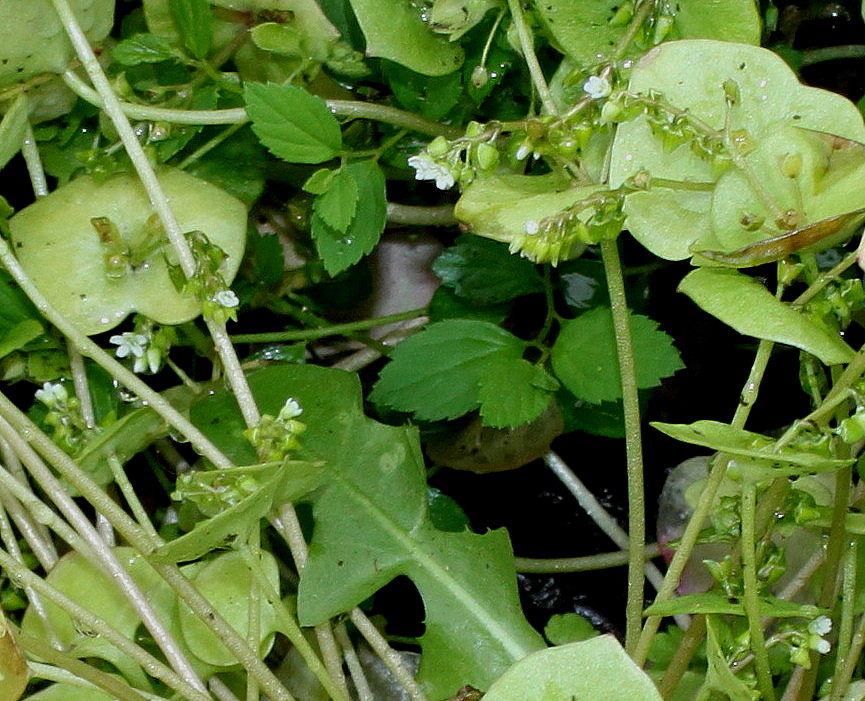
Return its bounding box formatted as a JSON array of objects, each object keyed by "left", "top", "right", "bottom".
[
  {"left": 514, "top": 141, "right": 532, "bottom": 161},
  {"left": 408, "top": 153, "right": 455, "bottom": 190},
  {"left": 811, "top": 637, "right": 831, "bottom": 654},
  {"left": 583, "top": 75, "right": 612, "bottom": 100},
  {"left": 809, "top": 615, "right": 832, "bottom": 637},
  {"left": 213, "top": 289, "right": 239, "bottom": 308},
  {"left": 110, "top": 332, "right": 148, "bottom": 359},
  {"left": 279, "top": 397, "right": 303, "bottom": 420},
  {"left": 524, "top": 220, "right": 540, "bottom": 236},
  {"left": 134, "top": 345, "right": 162, "bottom": 374},
  {"left": 35, "top": 381, "right": 68, "bottom": 407}
]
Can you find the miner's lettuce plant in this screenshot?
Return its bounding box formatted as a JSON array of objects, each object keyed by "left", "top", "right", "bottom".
[{"left": 1, "top": 0, "right": 865, "bottom": 700}]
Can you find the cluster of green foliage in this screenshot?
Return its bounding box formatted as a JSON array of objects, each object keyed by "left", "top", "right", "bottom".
[{"left": 3, "top": 0, "right": 865, "bottom": 700}]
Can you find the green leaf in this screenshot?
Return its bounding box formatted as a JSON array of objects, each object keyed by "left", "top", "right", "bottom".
[
  {"left": 348, "top": 0, "right": 464, "bottom": 76},
  {"left": 0, "top": 319, "right": 41, "bottom": 360},
  {"left": 190, "top": 365, "right": 545, "bottom": 696},
  {"left": 312, "top": 161, "right": 386, "bottom": 275},
  {"left": 611, "top": 40, "right": 865, "bottom": 260},
  {"left": 244, "top": 82, "right": 342, "bottom": 164},
  {"left": 169, "top": 0, "right": 212, "bottom": 59},
  {"left": 650, "top": 419, "right": 854, "bottom": 477},
  {"left": 0, "top": 95, "right": 28, "bottom": 172},
  {"left": 551, "top": 307, "right": 684, "bottom": 404},
  {"left": 178, "top": 551, "right": 279, "bottom": 666},
  {"left": 313, "top": 167, "right": 358, "bottom": 233},
  {"left": 384, "top": 61, "right": 463, "bottom": 120},
  {"left": 644, "top": 592, "right": 822, "bottom": 619},
  {"left": 432, "top": 234, "right": 545, "bottom": 305},
  {"left": 678, "top": 268, "right": 855, "bottom": 365},
  {"left": 483, "top": 636, "right": 662, "bottom": 701},
  {"left": 544, "top": 612, "right": 599, "bottom": 645},
  {"left": 370, "top": 319, "right": 526, "bottom": 421},
  {"left": 154, "top": 461, "right": 322, "bottom": 564},
  {"left": 478, "top": 358, "right": 558, "bottom": 428},
  {"left": 532, "top": 0, "right": 759, "bottom": 67},
  {"left": 302, "top": 167, "right": 335, "bottom": 195},
  {"left": 111, "top": 33, "right": 176, "bottom": 65}
]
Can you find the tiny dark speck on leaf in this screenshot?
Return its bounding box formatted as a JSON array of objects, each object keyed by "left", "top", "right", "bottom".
[
  {"left": 337, "top": 560, "right": 344, "bottom": 566},
  {"left": 739, "top": 62, "right": 746, "bottom": 70}
]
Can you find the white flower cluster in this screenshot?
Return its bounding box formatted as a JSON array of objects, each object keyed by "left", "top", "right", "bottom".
[
  {"left": 213, "top": 289, "right": 239, "bottom": 309},
  {"left": 34, "top": 381, "right": 68, "bottom": 408},
  {"left": 407, "top": 153, "right": 456, "bottom": 190},
  {"left": 110, "top": 331, "right": 160, "bottom": 374},
  {"left": 583, "top": 75, "right": 612, "bottom": 100}
]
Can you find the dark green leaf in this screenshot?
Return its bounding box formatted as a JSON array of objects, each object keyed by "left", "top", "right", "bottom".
[
  {"left": 427, "top": 487, "right": 471, "bottom": 532},
  {"left": 313, "top": 167, "right": 358, "bottom": 233},
  {"left": 551, "top": 307, "right": 684, "bottom": 404},
  {"left": 370, "top": 319, "right": 526, "bottom": 421},
  {"left": 313, "top": 161, "right": 386, "bottom": 276},
  {"left": 169, "top": 0, "right": 212, "bottom": 59},
  {"left": 244, "top": 82, "right": 342, "bottom": 164},
  {"left": 384, "top": 61, "right": 463, "bottom": 120},
  {"left": 427, "top": 286, "right": 511, "bottom": 324},
  {"left": 433, "top": 235, "right": 545, "bottom": 304},
  {"left": 112, "top": 33, "right": 176, "bottom": 65},
  {"left": 478, "top": 357, "right": 558, "bottom": 428}
]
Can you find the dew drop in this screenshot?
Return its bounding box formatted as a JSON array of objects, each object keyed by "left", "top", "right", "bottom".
[{"left": 100, "top": 317, "right": 109, "bottom": 325}]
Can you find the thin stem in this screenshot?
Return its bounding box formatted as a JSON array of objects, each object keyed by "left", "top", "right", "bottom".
[
  {"left": 336, "top": 622, "right": 374, "bottom": 701},
  {"left": 67, "top": 343, "right": 95, "bottom": 429},
  {"left": 830, "top": 538, "right": 858, "bottom": 701},
  {"left": 61, "top": 70, "right": 462, "bottom": 138},
  {"left": 21, "top": 121, "right": 48, "bottom": 198},
  {"left": 515, "top": 544, "right": 662, "bottom": 573},
  {"left": 106, "top": 454, "right": 158, "bottom": 538},
  {"left": 801, "top": 45, "right": 865, "bottom": 65},
  {"left": 385, "top": 203, "right": 456, "bottom": 226},
  {"left": 658, "top": 615, "right": 706, "bottom": 700},
  {"left": 613, "top": 0, "right": 655, "bottom": 59},
  {"left": 506, "top": 0, "right": 556, "bottom": 114},
  {"left": 634, "top": 339, "right": 774, "bottom": 665},
  {"left": 22, "top": 657, "right": 150, "bottom": 701},
  {"left": 599, "top": 236, "right": 646, "bottom": 654},
  {"left": 740, "top": 483, "right": 775, "bottom": 701},
  {"left": 175, "top": 121, "right": 247, "bottom": 170},
  {"left": 231, "top": 308, "right": 428, "bottom": 344}
]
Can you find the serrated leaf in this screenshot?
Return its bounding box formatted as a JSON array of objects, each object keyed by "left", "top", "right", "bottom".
[
  {"left": 302, "top": 167, "right": 334, "bottom": 195},
  {"left": 0, "top": 95, "right": 27, "bottom": 173},
  {"left": 348, "top": 0, "right": 464, "bottom": 76},
  {"left": 432, "top": 234, "right": 545, "bottom": 304},
  {"left": 189, "top": 365, "right": 544, "bottom": 697},
  {"left": 313, "top": 167, "right": 358, "bottom": 233},
  {"left": 244, "top": 82, "right": 342, "bottom": 164},
  {"left": 551, "top": 307, "right": 684, "bottom": 404},
  {"left": 169, "top": 0, "right": 212, "bottom": 59},
  {"left": 370, "top": 319, "right": 526, "bottom": 421},
  {"left": 678, "top": 268, "right": 855, "bottom": 365},
  {"left": 478, "top": 357, "right": 558, "bottom": 428},
  {"left": 312, "top": 161, "right": 386, "bottom": 275},
  {"left": 112, "top": 33, "right": 176, "bottom": 65},
  {"left": 483, "top": 636, "right": 662, "bottom": 701}
]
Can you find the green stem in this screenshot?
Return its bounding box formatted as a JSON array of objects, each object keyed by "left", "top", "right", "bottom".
[
  {"left": 830, "top": 537, "right": 858, "bottom": 701},
  {"left": 175, "top": 121, "right": 248, "bottom": 170},
  {"left": 599, "top": 237, "right": 645, "bottom": 654},
  {"left": 106, "top": 453, "right": 158, "bottom": 539},
  {"left": 634, "top": 338, "right": 774, "bottom": 665},
  {"left": 61, "top": 69, "right": 463, "bottom": 138},
  {"left": 506, "top": 0, "right": 557, "bottom": 114},
  {"left": 385, "top": 203, "right": 456, "bottom": 226},
  {"left": 21, "top": 121, "right": 48, "bottom": 198},
  {"left": 740, "top": 483, "right": 776, "bottom": 701},
  {"left": 230, "top": 308, "right": 427, "bottom": 344},
  {"left": 515, "top": 544, "right": 662, "bottom": 573},
  {"left": 801, "top": 45, "right": 865, "bottom": 66}
]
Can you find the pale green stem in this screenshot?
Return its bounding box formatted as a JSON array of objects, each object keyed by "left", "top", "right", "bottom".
[
  {"left": 350, "top": 607, "right": 428, "bottom": 701},
  {"left": 270, "top": 505, "right": 349, "bottom": 697},
  {"left": 515, "top": 543, "right": 662, "bottom": 573},
  {"left": 740, "top": 483, "right": 775, "bottom": 701},
  {"left": 0, "top": 234, "right": 232, "bottom": 468},
  {"left": 0, "top": 411, "right": 210, "bottom": 695},
  {"left": 336, "top": 622, "right": 375, "bottom": 701},
  {"left": 106, "top": 453, "right": 158, "bottom": 539},
  {"left": 599, "top": 237, "right": 646, "bottom": 654},
  {"left": 21, "top": 121, "right": 48, "bottom": 198},
  {"left": 209, "top": 677, "right": 243, "bottom": 701},
  {"left": 175, "top": 121, "right": 247, "bottom": 170},
  {"left": 239, "top": 549, "right": 349, "bottom": 701},
  {"left": 24, "top": 660, "right": 151, "bottom": 701},
  {"left": 830, "top": 538, "right": 858, "bottom": 701},
  {"left": 386, "top": 203, "right": 456, "bottom": 226},
  {"left": 634, "top": 339, "right": 774, "bottom": 665},
  {"left": 67, "top": 342, "right": 95, "bottom": 429},
  {"left": 505, "top": 0, "right": 556, "bottom": 114},
  {"left": 50, "top": 0, "right": 260, "bottom": 429},
  {"left": 834, "top": 611, "right": 865, "bottom": 699},
  {"left": 231, "top": 308, "right": 427, "bottom": 344},
  {"left": 61, "top": 70, "right": 462, "bottom": 138},
  {"left": 246, "top": 530, "right": 262, "bottom": 701},
  {"left": 332, "top": 316, "right": 429, "bottom": 372},
  {"left": 0, "top": 551, "right": 211, "bottom": 701}
]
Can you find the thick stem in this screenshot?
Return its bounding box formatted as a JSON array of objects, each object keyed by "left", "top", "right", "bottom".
[{"left": 599, "top": 237, "right": 646, "bottom": 654}]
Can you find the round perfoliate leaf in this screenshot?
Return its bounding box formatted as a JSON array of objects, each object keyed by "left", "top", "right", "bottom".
[{"left": 10, "top": 168, "right": 247, "bottom": 335}]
